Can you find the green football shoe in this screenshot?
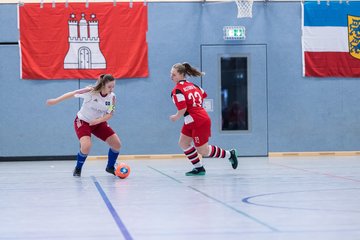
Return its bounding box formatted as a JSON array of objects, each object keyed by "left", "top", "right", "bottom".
[
  {"left": 185, "top": 166, "right": 206, "bottom": 176},
  {"left": 229, "top": 149, "right": 238, "bottom": 169}
]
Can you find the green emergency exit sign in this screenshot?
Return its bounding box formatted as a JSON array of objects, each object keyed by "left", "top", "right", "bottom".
[{"left": 223, "top": 26, "right": 246, "bottom": 40}]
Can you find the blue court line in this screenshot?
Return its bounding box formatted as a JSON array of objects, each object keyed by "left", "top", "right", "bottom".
[
  {"left": 243, "top": 187, "right": 360, "bottom": 213},
  {"left": 147, "top": 166, "right": 279, "bottom": 232},
  {"left": 91, "top": 176, "right": 133, "bottom": 240},
  {"left": 187, "top": 186, "right": 279, "bottom": 232},
  {"left": 148, "top": 166, "right": 183, "bottom": 183},
  {"left": 271, "top": 162, "right": 360, "bottom": 183}
]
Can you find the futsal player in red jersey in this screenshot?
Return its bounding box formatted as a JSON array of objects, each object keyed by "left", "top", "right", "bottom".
[{"left": 170, "top": 62, "right": 238, "bottom": 176}]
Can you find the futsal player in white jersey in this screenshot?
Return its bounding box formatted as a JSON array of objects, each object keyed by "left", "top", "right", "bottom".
[{"left": 46, "top": 74, "right": 121, "bottom": 177}]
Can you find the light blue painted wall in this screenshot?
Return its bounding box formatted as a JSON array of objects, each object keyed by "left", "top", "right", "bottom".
[{"left": 1, "top": 2, "right": 360, "bottom": 157}]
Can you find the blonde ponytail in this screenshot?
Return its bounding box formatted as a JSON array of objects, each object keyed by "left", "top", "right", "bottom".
[{"left": 172, "top": 62, "right": 204, "bottom": 77}]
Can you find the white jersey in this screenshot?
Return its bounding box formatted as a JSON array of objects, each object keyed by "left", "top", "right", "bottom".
[{"left": 74, "top": 88, "right": 116, "bottom": 123}]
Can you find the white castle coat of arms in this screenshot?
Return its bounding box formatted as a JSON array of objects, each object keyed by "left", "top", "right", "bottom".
[{"left": 64, "top": 13, "right": 106, "bottom": 69}]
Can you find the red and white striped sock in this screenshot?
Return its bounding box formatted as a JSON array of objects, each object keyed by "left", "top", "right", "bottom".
[
  {"left": 207, "top": 145, "right": 230, "bottom": 158},
  {"left": 183, "top": 146, "right": 203, "bottom": 168}
]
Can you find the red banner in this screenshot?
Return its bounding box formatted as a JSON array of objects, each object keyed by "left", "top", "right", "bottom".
[{"left": 19, "top": 2, "right": 148, "bottom": 80}]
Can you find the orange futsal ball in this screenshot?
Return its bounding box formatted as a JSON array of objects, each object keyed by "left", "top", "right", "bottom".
[{"left": 115, "top": 163, "right": 130, "bottom": 179}]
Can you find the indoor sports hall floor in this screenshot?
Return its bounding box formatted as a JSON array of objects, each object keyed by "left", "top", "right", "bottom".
[{"left": 1, "top": 156, "right": 360, "bottom": 240}]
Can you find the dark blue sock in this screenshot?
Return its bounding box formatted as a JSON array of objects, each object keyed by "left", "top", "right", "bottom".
[
  {"left": 107, "top": 148, "right": 119, "bottom": 168},
  {"left": 76, "top": 151, "right": 87, "bottom": 169}
]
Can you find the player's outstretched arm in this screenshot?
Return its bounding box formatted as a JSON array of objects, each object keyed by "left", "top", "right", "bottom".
[{"left": 46, "top": 90, "right": 77, "bottom": 106}]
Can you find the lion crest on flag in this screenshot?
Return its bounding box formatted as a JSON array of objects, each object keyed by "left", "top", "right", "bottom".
[{"left": 348, "top": 15, "right": 360, "bottom": 59}]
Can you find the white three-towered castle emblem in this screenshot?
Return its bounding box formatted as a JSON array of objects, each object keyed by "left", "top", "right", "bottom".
[{"left": 64, "top": 13, "right": 106, "bottom": 69}]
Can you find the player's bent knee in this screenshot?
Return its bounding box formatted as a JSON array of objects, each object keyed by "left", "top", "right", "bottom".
[
  {"left": 113, "top": 141, "right": 121, "bottom": 151},
  {"left": 107, "top": 136, "right": 121, "bottom": 151},
  {"left": 178, "top": 142, "right": 191, "bottom": 150},
  {"left": 81, "top": 144, "right": 92, "bottom": 154}
]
